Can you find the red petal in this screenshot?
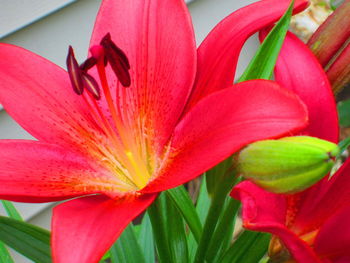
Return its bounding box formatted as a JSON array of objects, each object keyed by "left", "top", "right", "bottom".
[
  {"left": 90, "top": 0, "right": 196, "bottom": 155},
  {"left": 232, "top": 181, "right": 321, "bottom": 263},
  {"left": 314, "top": 205, "right": 350, "bottom": 260},
  {"left": 184, "top": 0, "right": 308, "bottom": 111},
  {"left": 0, "top": 140, "right": 125, "bottom": 202},
  {"left": 0, "top": 44, "right": 109, "bottom": 156},
  {"left": 269, "top": 32, "right": 339, "bottom": 142},
  {"left": 52, "top": 194, "right": 157, "bottom": 263},
  {"left": 292, "top": 159, "right": 350, "bottom": 233},
  {"left": 143, "top": 80, "right": 308, "bottom": 193}
]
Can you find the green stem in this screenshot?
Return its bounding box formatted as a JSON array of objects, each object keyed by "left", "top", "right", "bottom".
[{"left": 194, "top": 169, "right": 238, "bottom": 263}]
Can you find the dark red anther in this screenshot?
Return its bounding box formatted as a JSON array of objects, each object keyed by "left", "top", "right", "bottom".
[
  {"left": 80, "top": 57, "right": 97, "bottom": 71},
  {"left": 101, "top": 33, "right": 130, "bottom": 69},
  {"left": 100, "top": 33, "right": 131, "bottom": 87},
  {"left": 66, "top": 46, "right": 84, "bottom": 95},
  {"left": 81, "top": 72, "right": 101, "bottom": 100}
]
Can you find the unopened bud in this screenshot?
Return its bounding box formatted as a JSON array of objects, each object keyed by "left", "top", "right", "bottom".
[{"left": 237, "top": 136, "right": 339, "bottom": 194}]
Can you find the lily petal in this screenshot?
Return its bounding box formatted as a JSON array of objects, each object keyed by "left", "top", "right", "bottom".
[
  {"left": 52, "top": 194, "right": 157, "bottom": 263},
  {"left": 271, "top": 32, "right": 339, "bottom": 142},
  {"left": 90, "top": 0, "right": 197, "bottom": 155},
  {"left": 0, "top": 140, "right": 124, "bottom": 202},
  {"left": 314, "top": 205, "right": 350, "bottom": 260},
  {"left": 231, "top": 181, "right": 321, "bottom": 263},
  {"left": 143, "top": 80, "right": 308, "bottom": 193},
  {"left": 0, "top": 44, "right": 108, "bottom": 156},
  {"left": 185, "top": 0, "right": 309, "bottom": 111},
  {"left": 294, "top": 159, "right": 350, "bottom": 232}
]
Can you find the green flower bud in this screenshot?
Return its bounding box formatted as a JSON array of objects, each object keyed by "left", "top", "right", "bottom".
[{"left": 238, "top": 136, "right": 339, "bottom": 194}]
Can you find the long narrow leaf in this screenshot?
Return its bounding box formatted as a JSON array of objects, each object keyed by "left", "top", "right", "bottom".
[
  {"left": 206, "top": 159, "right": 232, "bottom": 196},
  {"left": 195, "top": 178, "right": 211, "bottom": 224},
  {"left": 207, "top": 198, "right": 241, "bottom": 262},
  {"left": 109, "top": 223, "right": 145, "bottom": 263},
  {"left": 194, "top": 171, "right": 238, "bottom": 263},
  {"left": 148, "top": 193, "right": 172, "bottom": 263},
  {"left": 188, "top": 177, "right": 211, "bottom": 262},
  {"left": 0, "top": 201, "right": 20, "bottom": 263},
  {"left": 337, "top": 99, "right": 350, "bottom": 127},
  {"left": 239, "top": 0, "right": 294, "bottom": 82},
  {"left": 339, "top": 137, "right": 350, "bottom": 155},
  {"left": 137, "top": 212, "right": 155, "bottom": 263},
  {"left": 218, "top": 231, "right": 270, "bottom": 263},
  {"left": 1, "top": 201, "right": 23, "bottom": 221},
  {"left": 0, "top": 216, "right": 51, "bottom": 263},
  {"left": 110, "top": 240, "right": 127, "bottom": 263},
  {"left": 0, "top": 242, "right": 14, "bottom": 263},
  {"left": 166, "top": 194, "right": 189, "bottom": 263},
  {"left": 166, "top": 185, "right": 202, "bottom": 243}
]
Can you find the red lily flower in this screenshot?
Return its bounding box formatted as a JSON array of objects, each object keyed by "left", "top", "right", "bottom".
[
  {"left": 231, "top": 32, "right": 349, "bottom": 262},
  {"left": 0, "top": 0, "right": 308, "bottom": 262}
]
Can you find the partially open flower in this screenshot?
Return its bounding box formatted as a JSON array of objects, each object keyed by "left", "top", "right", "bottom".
[{"left": 238, "top": 136, "right": 339, "bottom": 194}]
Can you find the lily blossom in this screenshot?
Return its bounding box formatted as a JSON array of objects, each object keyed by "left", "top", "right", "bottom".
[
  {"left": 0, "top": 0, "right": 308, "bottom": 262},
  {"left": 231, "top": 32, "right": 350, "bottom": 262}
]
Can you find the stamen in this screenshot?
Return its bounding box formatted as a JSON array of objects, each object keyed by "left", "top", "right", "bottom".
[
  {"left": 101, "top": 33, "right": 130, "bottom": 69},
  {"left": 81, "top": 72, "right": 101, "bottom": 100},
  {"left": 80, "top": 57, "right": 97, "bottom": 71},
  {"left": 100, "top": 33, "right": 131, "bottom": 87},
  {"left": 66, "top": 46, "right": 84, "bottom": 95}
]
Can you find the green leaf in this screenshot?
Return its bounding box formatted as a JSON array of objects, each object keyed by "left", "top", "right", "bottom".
[
  {"left": 0, "top": 216, "right": 51, "bottom": 263},
  {"left": 195, "top": 178, "right": 210, "bottom": 222},
  {"left": 0, "top": 242, "right": 14, "bottom": 263},
  {"left": 193, "top": 171, "right": 238, "bottom": 263},
  {"left": 207, "top": 198, "right": 241, "bottom": 263},
  {"left": 148, "top": 193, "right": 172, "bottom": 263},
  {"left": 166, "top": 194, "right": 189, "bottom": 263},
  {"left": 109, "top": 223, "right": 145, "bottom": 263},
  {"left": 1, "top": 201, "right": 23, "bottom": 221},
  {"left": 137, "top": 212, "right": 155, "bottom": 263},
  {"left": 188, "top": 177, "right": 211, "bottom": 262},
  {"left": 218, "top": 231, "right": 270, "bottom": 263},
  {"left": 100, "top": 251, "right": 111, "bottom": 262},
  {"left": 239, "top": 0, "right": 294, "bottom": 82},
  {"left": 206, "top": 158, "right": 233, "bottom": 196},
  {"left": 166, "top": 185, "right": 202, "bottom": 243},
  {"left": 339, "top": 137, "right": 350, "bottom": 155},
  {"left": 330, "top": 0, "right": 344, "bottom": 10},
  {"left": 338, "top": 99, "right": 350, "bottom": 127},
  {"left": 0, "top": 201, "right": 20, "bottom": 263}
]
